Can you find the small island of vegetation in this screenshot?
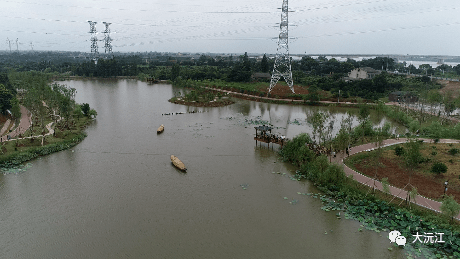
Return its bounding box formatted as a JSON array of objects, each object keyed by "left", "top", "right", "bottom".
[{"left": 168, "top": 82, "right": 234, "bottom": 107}]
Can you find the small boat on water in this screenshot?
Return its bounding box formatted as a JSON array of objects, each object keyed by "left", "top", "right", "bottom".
[
  {"left": 171, "top": 155, "right": 187, "bottom": 171},
  {"left": 157, "top": 124, "right": 164, "bottom": 134}
]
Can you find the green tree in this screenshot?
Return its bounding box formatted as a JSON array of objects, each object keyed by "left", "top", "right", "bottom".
[
  {"left": 440, "top": 195, "right": 460, "bottom": 222},
  {"left": 0, "top": 84, "right": 13, "bottom": 114},
  {"left": 171, "top": 63, "right": 181, "bottom": 81},
  {"left": 431, "top": 162, "right": 448, "bottom": 174},
  {"left": 308, "top": 155, "right": 329, "bottom": 181},
  {"left": 427, "top": 89, "right": 443, "bottom": 115},
  {"left": 88, "top": 109, "right": 98, "bottom": 118},
  {"left": 304, "top": 85, "right": 320, "bottom": 103},
  {"left": 279, "top": 133, "right": 315, "bottom": 166},
  {"left": 9, "top": 97, "right": 21, "bottom": 119},
  {"left": 442, "top": 90, "right": 457, "bottom": 117},
  {"left": 321, "top": 163, "right": 346, "bottom": 189},
  {"left": 260, "top": 54, "right": 269, "bottom": 73},
  {"left": 81, "top": 103, "right": 90, "bottom": 116},
  {"left": 403, "top": 139, "right": 423, "bottom": 203},
  {"left": 74, "top": 104, "right": 83, "bottom": 119},
  {"left": 307, "top": 110, "right": 334, "bottom": 146},
  {"left": 372, "top": 72, "right": 388, "bottom": 93},
  {"left": 358, "top": 105, "right": 370, "bottom": 143},
  {"left": 405, "top": 139, "right": 423, "bottom": 169},
  {"left": 334, "top": 127, "right": 350, "bottom": 156}
]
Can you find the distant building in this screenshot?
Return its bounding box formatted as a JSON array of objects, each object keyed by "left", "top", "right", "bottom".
[
  {"left": 346, "top": 67, "right": 381, "bottom": 81},
  {"left": 389, "top": 91, "right": 418, "bottom": 103}
]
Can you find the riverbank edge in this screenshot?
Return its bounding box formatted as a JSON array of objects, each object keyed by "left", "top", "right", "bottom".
[
  {"left": 0, "top": 132, "right": 87, "bottom": 169},
  {"left": 278, "top": 135, "right": 460, "bottom": 257},
  {"left": 168, "top": 97, "right": 235, "bottom": 107},
  {"left": 204, "top": 85, "right": 365, "bottom": 108}
]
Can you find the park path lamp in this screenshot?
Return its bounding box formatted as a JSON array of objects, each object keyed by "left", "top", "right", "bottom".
[{"left": 444, "top": 180, "right": 449, "bottom": 196}]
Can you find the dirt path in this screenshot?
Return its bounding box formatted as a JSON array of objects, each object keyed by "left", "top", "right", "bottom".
[{"left": 330, "top": 138, "right": 460, "bottom": 220}]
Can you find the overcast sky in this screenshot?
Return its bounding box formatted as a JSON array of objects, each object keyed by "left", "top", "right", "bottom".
[{"left": 2, "top": 0, "right": 460, "bottom": 55}]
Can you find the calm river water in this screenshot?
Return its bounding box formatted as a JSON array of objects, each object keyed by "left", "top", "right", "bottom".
[{"left": 0, "top": 79, "right": 405, "bottom": 258}]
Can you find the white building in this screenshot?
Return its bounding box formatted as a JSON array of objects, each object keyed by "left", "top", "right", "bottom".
[{"left": 347, "top": 67, "right": 381, "bottom": 80}]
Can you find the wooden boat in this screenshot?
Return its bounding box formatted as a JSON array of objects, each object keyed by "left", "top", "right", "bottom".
[
  {"left": 157, "top": 124, "right": 164, "bottom": 134},
  {"left": 171, "top": 155, "right": 187, "bottom": 171}
]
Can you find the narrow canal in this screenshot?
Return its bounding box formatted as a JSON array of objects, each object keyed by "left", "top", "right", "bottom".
[{"left": 0, "top": 79, "right": 405, "bottom": 258}]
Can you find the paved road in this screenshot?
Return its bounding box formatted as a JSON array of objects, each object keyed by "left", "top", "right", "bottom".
[
  {"left": 330, "top": 138, "right": 460, "bottom": 220},
  {"left": 0, "top": 105, "right": 31, "bottom": 142}
]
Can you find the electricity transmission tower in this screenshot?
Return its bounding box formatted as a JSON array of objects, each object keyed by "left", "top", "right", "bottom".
[
  {"left": 102, "top": 22, "right": 113, "bottom": 55},
  {"left": 88, "top": 21, "right": 99, "bottom": 61},
  {"left": 269, "top": 0, "right": 294, "bottom": 94},
  {"left": 6, "top": 38, "right": 11, "bottom": 53}
]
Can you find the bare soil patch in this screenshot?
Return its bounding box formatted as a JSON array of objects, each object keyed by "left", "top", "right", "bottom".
[
  {"left": 353, "top": 143, "right": 460, "bottom": 203},
  {"left": 259, "top": 84, "right": 310, "bottom": 97},
  {"left": 438, "top": 79, "right": 460, "bottom": 98}
]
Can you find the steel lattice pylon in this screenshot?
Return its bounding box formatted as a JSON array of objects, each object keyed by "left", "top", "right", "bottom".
[
  {"left": 88, "top": 21, "right": 98, "bottom": 59},
  {"left": 269, "top": 0, "right": 294, "bottom": 94},
  {"left": 102, "top": 22, "right": 113, "bottom": 55}
]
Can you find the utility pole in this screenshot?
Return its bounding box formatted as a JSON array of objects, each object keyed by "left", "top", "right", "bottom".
[
  {"left": 15, "top": 38, "right": 19, "bottom": 52},
  {"left": 269, "top": 0, "right": 294, "bottom": 94}
]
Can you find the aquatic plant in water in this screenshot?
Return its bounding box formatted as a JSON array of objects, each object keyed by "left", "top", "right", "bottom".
[{"left": 1, "top": 163, "right": 33, "bottom": 175}]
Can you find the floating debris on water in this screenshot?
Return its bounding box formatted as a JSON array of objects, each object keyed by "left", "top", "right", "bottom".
[
  {"left": 289, "top": 199, "right": 299, "bottom": 205},
  {"left": 240, "top": 183, "right": 249, "bottom": 190},
  {"left": 162, "top": 111, "right": 206, "bottom": 116}
]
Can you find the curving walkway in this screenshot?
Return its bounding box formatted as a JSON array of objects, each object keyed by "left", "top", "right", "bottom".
[
  {"left": 330, "top": 138, "right": 460, "bottom": 220},
  {"left": 0, "top": 105, "right": 60, "bottom": 143}
]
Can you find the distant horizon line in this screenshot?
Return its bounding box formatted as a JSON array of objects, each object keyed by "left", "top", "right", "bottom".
[{"left": 1, "top": 50, "right": 459, "bottom": 58}]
